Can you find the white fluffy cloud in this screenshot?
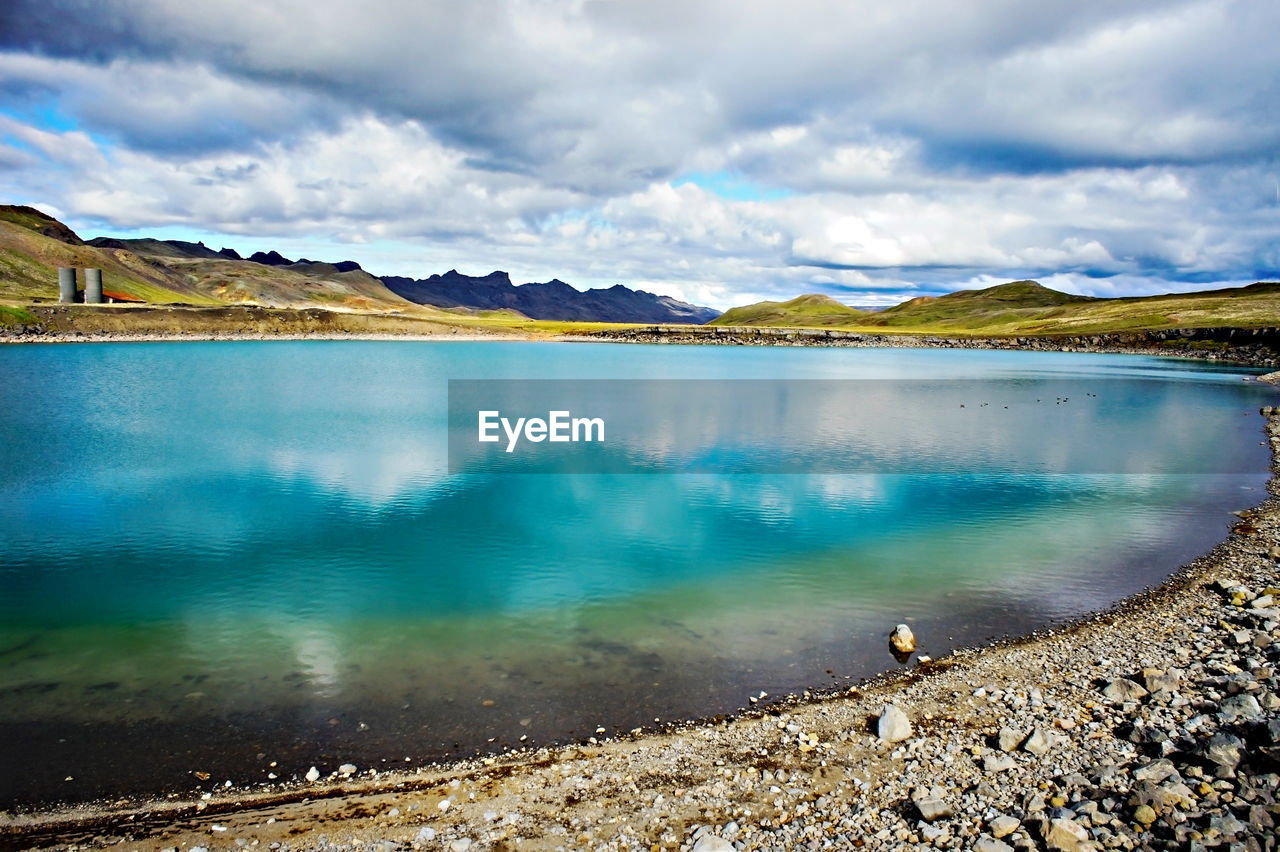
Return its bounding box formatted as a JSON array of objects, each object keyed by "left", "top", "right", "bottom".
[{"left": 1, "top": 0, "right": 1278, "bottom": 308}]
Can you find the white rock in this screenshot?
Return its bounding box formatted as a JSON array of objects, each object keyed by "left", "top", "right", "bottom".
[
  {"left": 877, "top": 703, "right": 913, "bottom": 742},
  {"left": 975, "top": 836, "right": 1014, "bottom": 852},
  {"left": 448, "top": 840, "right": 472, "bottom": 852},
  {"left": 415, "top": 827, "right": 436, "bottom": 843},
  {"left": 690, "top": 836, "right": 735, "bottom": 852},
  {"left": 304, "top": 766, "right": 320, "bottom": 783},
  {"left": 338, "top": 763, "right": 357, "bottom": 777},
  {"left": 1023, "top": 727, "right": 1059, "bottom": 756}
]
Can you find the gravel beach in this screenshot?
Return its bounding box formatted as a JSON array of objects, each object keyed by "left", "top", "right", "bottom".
[{"left": 4, "top": 416, "right": 1280, "bottom": 852}]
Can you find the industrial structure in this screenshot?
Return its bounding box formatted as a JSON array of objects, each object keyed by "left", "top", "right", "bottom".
[{"left": 57, "top": 267, "right": 106, "bottom": 303}]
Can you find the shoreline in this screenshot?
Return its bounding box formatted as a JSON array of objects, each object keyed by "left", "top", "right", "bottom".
[
  {"left": 576, "top": 325, "right": 1280, "bottom": 369},
  {"left": 3, "top": 304, "right": 1279, "bottom": 367},
  {"left": 3, "top": 416, "right": 1279, "bottom": 849}
]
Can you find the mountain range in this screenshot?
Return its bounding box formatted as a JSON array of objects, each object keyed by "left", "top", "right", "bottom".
[
  {"left": 0, "top": 205, "right": 718, "bottom": 323},
  {"left": 382, "top": 269, "right": 719, "bottom": 323}
]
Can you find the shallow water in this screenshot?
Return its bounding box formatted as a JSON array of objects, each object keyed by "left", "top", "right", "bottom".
[{"left": 0, "top": 342, "right": 1272, "bottom": 805}]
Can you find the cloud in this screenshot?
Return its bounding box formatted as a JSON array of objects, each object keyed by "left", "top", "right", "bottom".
[{"left": 0, "top": 0, "right": 1278, "bottom": 308}]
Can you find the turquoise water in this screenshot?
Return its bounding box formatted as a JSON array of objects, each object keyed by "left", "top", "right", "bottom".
[{"left": 0, "top": 341, "right": 1273, "bottom": 805}]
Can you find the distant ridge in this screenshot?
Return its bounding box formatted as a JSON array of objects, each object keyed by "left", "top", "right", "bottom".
[
  {"left": 383, "top": 269, "right": 721, "bottom": 324},
  {"left": 711, "top": 293, "right": 874, "bottom": 327},
  {"left": 711, "top": 279, "right": 1280, "bottom": 335}
]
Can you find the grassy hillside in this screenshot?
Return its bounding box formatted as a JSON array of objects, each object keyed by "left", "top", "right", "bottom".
[
  {"left": 715, "top": 280, "right": 1280, "bottom": 335},
  {"left": 0, "top": 206, "right": 420, "bottom": 310},
  {"left": 0, "top": 208, "right": 216, "bottom": 304},
  {"left": 710, "top": 294, "right": 875, "bottom": 327}
]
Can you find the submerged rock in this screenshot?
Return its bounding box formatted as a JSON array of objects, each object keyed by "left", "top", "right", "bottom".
[{"left": 889, "top": 623, "right": 917, "bottom": 655}]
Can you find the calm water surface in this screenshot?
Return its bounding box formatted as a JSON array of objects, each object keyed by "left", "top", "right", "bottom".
[{"left": 0, "top": 341, "right": 1273, "bottom": 805}]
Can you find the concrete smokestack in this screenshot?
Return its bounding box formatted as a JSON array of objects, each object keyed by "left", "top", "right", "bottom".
[
  {"left": 85, "top": 268, "right": 103, "bottom": 304},
  {"left": 58, "top": 268, "right": 77, "bottom": 303}
]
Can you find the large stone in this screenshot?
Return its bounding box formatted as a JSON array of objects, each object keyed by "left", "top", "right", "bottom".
[
  {"left": 1203, "top": 733, "right": 1244, "bottom": 769},
  {"left": 1133, "top": 759, "right": 1177, "bottom": 783},
  {"left": 889, "top": 623, "right": 917, "bottom": 654},
  {"left": 997, "top": 727, "right": 1024, "bottom": 752},
  {"left": 1131, "top": 779, "right": 1194, "bottom": 813},
  {"left": 1101, "top": 678, "right": 1149, "bottom": 703},
  {"left": 1218, "top": 694, "right": 1262, "bottom": 722},
  {"left": 912, "top": 786, "right": 954, "bottom": 821},
  {"left": 1023, "top": 727, "right": 1059, "bottom": 756},
  {"left": 989, "top": 815, "right": 1020, "bottom": 838},
  {"left": 1143, "top": 669, "right": 1181, "bottom": 695},
  {"left": 984, "top": 753, "right": 1017, "bottom": 772},
  {"left": 877, "top": 703, "right": 913, "bottom": 743},
  {"left": 690, "top": 837, "right": 734, "bottom": 852},
  {"left": 974, "top": 836, "right": 1014, "bottom": 852},
  {"left": 1044, "top": 817, "right": 1089, "bottom": 851}
]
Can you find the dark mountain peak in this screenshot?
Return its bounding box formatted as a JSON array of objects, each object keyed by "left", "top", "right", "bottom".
[
  {"left": 434, "top": 269, "right": 514, "bottom": 287},
  {"left": 1, "top": 204, "right": 84, "bottom": 245},
  {"left": 333, "top": 260, "right": 362, "bottom": 273},
  {"left": 163, "top": 239, "right": 223, "bottom": 259},
  {"left": 250, "top": 250, "right": 293, "bottom": 266},
  {"left": 218, "top": 247, "right": 242, "bottom": 260},
  {"left": 382, "top": 269, "right": 720, "bottom": 324},
  {"left": 479, "top": 270, "right": 513, "bottom": 286}
]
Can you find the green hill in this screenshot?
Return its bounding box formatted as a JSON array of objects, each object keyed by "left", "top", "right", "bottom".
[
  {"left": 0, "top": 206, "right": 217, "bottom": 304},
  {"left": 0, "top": 205, "right": 415, "bottom": 310},
  {"left": 714, "top": 280, "right": 1280, "bottom": 335},
  {"left": 710, "top": 294, "right": 875, "bottom": 327},
  {"left": 872, "top": 280, "right": 1096, "bottom": 329}
]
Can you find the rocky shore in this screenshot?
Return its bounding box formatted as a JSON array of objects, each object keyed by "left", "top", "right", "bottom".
[
  {"left": 581, "top": 326, "right": 1280, "bottom": 368},
  {"left": 5, "top": 413, "right": 1280, "bottom": 850}
]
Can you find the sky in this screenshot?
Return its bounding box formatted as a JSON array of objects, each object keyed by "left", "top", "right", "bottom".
[{"left": 1, "top": 0, "right": 1278, "bottom": 310}]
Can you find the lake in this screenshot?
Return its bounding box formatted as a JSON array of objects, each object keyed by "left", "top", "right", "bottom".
[{"left": 0, "top": 341, "right": 1272, "bottom": 805}]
